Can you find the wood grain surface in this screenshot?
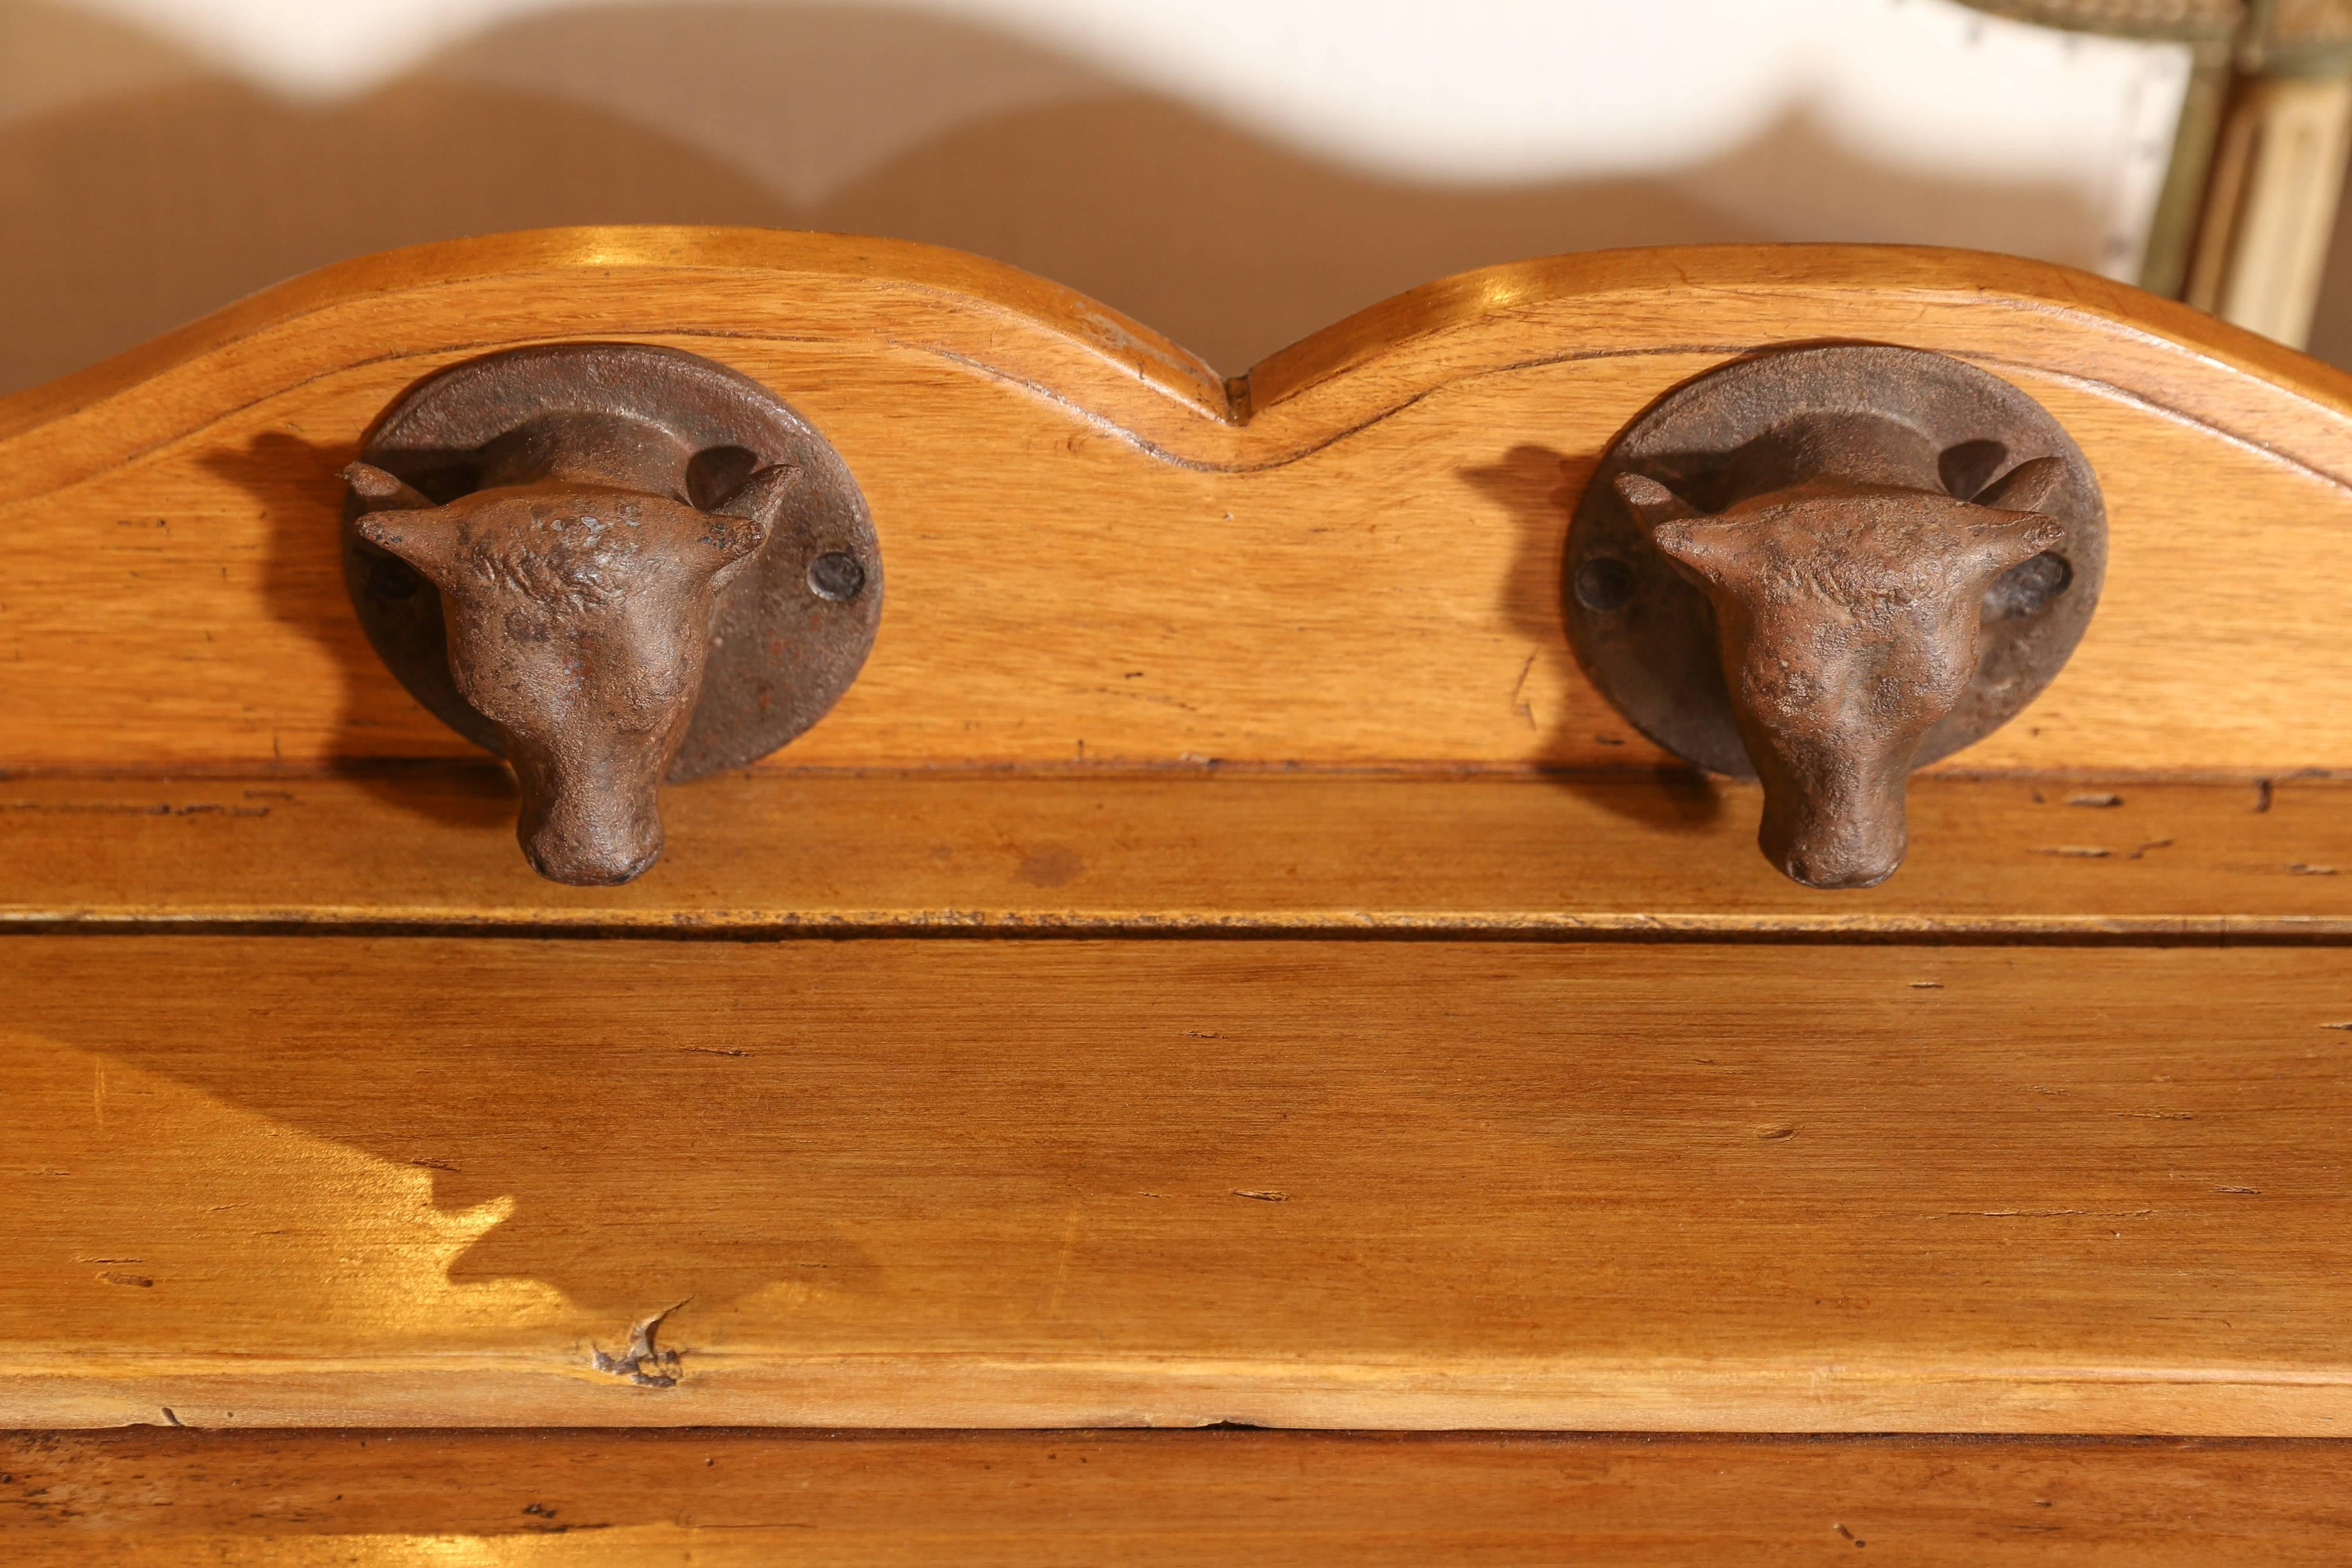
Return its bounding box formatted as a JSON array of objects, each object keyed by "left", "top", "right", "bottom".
[
  {"left": 6, "top": 936, "right": 2350, "bottom": 1433},
  {"left": 6, "top": 1429, "right": 2350, "bottom": 1566},
  {"left": 11, "top": 228, "right": 2352, "bottom": 1534},
  {"left": 3, "top": 230, "right": 2352, "bottom": 775},
  {"left": 1, "top": 770, "right": 2345, "bottom": 937}
]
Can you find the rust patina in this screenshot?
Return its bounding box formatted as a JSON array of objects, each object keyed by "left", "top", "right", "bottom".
[
  {"left": 344, "top": 344, "right": 880, "bottom": 885},
  {"left": 1567, "top": 346, "right": 2107, "bottom": 890}
]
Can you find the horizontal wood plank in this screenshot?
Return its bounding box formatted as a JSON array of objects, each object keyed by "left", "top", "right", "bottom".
[
  {"left": 6, "top": 1429, "right": 2350, "bottom": 1566},
  {"left": 4, "top": 233, "right": 2352, "bottom": 774},
  {"left": 1, "top": 771, "right": 2343, "bottom": 937},
  {"left": 7, "top": 937, "right": 2351, "bottom": 1433}
]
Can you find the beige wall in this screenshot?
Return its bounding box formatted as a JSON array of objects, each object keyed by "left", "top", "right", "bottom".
[{"left": 0, "top": 0, "right": 2191, "bottom": 392}]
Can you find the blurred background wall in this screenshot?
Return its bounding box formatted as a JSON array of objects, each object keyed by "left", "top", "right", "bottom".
[{"left": 0, "top": 0, "right": 2301, "bottom": 393}]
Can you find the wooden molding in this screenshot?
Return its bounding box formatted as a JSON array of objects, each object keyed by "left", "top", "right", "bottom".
[
  {"left": 6, "top": 230, "right": 2352, "bottom": 775},
  {"left": 0, "top": 771, "right": 2343, "bottom": 938},
  {"left": 7, "top": 934, "right": 2352, "bottom": 1433},
  {"left": 8, "top": 229, "right": 2352, "bottom": 1452},
  {"left": 6, "top": 1429, "right": 2349, "bottom": 1565}
]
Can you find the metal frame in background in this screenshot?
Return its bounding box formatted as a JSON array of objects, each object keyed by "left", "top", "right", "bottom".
[{"left": 1962, "top": 0, "right": 2352, "bottom": 346}]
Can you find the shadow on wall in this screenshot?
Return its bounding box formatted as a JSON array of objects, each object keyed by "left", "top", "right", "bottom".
[{"left": 0, "top": 0, "right": 2113, "bottom": 393}]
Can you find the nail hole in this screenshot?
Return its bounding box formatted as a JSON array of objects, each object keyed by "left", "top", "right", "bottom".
[
  {"left": 1939, "top": 439, "right": 2010, "bottom": 500},
  {"left": 686, "top": 445, "right": 760, "bottom": 510},
  {"left": 808, "top": 550, "right": 867, "bottom": 602},
  {"left": 1575, "top": 556, "right": 1635, "bottom": 612},
  {"left": 363, "top": 553, "right": 421, "bottom": 603},
  {"left": 1984, "top": 551, "right": 2072, "bottom": 620}
]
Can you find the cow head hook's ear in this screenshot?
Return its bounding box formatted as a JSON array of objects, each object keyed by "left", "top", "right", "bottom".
[
  {"left": 1614, "top": 472, "right": 1698, "bottom": 528},
  {"left": 1960, "top": 455, "right": 2071, "bottom": 583},
  {"left": 345, "top": 462, "right": 458, "bottom": 581},
  {"left": 344, "top": 461, "right": 436, "bottom": 514},
  {"left": 1619, "top": 472, "right": 1745, "bottom": 582},
  {"left": 691, "top": 462, "right": 796, "bottom": 569},
  {"left": 1972, "top": 454, "right": 2066, "bottom": 515}
]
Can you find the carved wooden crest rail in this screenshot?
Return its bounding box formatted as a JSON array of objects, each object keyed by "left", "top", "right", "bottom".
[{"left": 4, "top": 230, "right": 2351, "bottom": 1503}]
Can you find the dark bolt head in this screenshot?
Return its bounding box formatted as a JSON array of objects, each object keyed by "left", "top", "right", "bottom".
[
  {"left": 1574, "top": 556, "right": 1635, "bottom": 612},
  {"left": 807, "top": 550, "right": 867, "bottom": 602}
]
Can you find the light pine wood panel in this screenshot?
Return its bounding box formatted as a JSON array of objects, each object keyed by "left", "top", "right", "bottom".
[
  {"left": 6, "top": 937, "right": 2351, "bottom": 1433},
  {"left": 0, "top": 771, "right": 2346, "bottom": 936},
  {"left": 5, "top": 1430, "right": 2349, "bottom": 1567},
  {"left": 3, "top": 231, "right": 2352, "bottom": 773}
]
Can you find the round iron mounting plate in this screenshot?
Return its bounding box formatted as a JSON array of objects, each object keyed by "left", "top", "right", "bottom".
[
  {"left": 343, "top": 342, "right": 881, "bottom": 781},
  {"left": 1563, "top": 344, "right": 2106, "bottom": 778}
]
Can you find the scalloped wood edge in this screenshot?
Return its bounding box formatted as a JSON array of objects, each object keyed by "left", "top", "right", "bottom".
[
  {"left": 10, "top": 228, "right": 2352, "bottom": 777},
  {"left": 9, "top": 228, "right": 2352, "bottom": 493}
]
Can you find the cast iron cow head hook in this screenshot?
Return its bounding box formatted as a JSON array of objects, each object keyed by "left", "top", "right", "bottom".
[
  {"left": 1566, "top": 347, "right": 2106, "bottom": 890},
  {"left": 343, "top": 345, "right": 881, "bottom": 885},
  {"left": 348, "top": 436, "right": 790, "bottom": 884}
]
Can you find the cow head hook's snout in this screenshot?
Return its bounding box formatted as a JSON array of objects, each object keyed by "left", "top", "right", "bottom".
[
  {"left": 346, "top": 456, "right": 794, "bottom": 887},
  {"left": 509, "top": 747, "right": 668, "bottom": 887},
  {"left": 1751, "top": 744, "right": 1913, "bottom": 892}
]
